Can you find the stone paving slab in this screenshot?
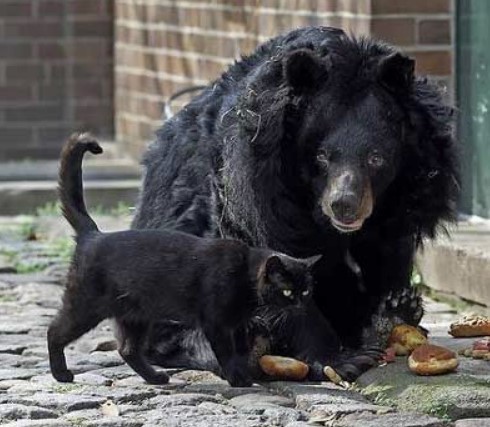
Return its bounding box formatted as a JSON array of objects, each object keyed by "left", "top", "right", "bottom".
[
  {"left": 0, "top": 216, "right": 488, "bottom": 426},
  {"left": 357, "top": 298, "right": 490, "bottom": 422}
]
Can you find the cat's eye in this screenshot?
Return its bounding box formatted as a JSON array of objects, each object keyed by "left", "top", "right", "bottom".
[
  {"left": 282, "top": 289, "right": 292, "bottom": 298},
  {"left": 302, "top": 290, "right": 310, "bottom": 296}
]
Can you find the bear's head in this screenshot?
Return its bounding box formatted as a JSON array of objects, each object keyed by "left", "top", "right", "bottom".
[
  {"left": 237, "top": 36, "right": 459, "bottom": 243},
  {"left": 290, "top": 50, "right": 414, "bottom": 234}
]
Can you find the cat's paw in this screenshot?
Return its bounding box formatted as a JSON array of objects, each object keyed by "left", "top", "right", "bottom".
[
  {"left": 52, "top": 369, "right": 74, "bottom": 383},
  {"left": 145, "top": 371, "right": 170, "bottom": 385}
]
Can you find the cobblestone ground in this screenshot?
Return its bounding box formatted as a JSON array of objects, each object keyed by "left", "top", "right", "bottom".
[{"left": 0, "top": 216, "right": 488, "bottom": 427}]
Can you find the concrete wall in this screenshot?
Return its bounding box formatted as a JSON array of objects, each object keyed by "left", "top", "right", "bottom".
[
  {"left": 114, "top": 0, "right": 454, "bottom": 157},
  {"left": 0, "top": 0, "right": 114, "bottom": 160}
]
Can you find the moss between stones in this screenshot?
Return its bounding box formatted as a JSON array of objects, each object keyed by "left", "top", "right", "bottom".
[{"left": 361, "top": 376, "right": 490, "bottom": 421}]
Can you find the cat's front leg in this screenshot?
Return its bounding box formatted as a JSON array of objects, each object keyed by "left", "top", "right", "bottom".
[
  {"left": 228, "top": 325, "right": 254, "bottom": 387},
  {"left": 205, "top": 324, "right": 252, "bottom": 387}
]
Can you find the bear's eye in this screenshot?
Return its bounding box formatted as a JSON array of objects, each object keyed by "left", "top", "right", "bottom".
[
  {"left": 302, "top": 290, "right": 310, "bottom": 296},
  {"left": 282, "top": 289, "right": 293, "bottom": 298},
  {"left": 368, "top": 153, "right": 384, "bottom": 168},
  {"left": 316, "top": 150, "right": 330, "bottom": 165}
]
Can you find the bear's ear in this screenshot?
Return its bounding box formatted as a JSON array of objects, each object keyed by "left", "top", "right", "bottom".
[
  {"left": 377, "top": 52, "right": 415, "bottom": 92},
  {"left": 284, "top": 49, "right": 325, "bottom": 92}
]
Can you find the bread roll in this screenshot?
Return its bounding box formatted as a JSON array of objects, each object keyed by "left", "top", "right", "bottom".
[
  {"left": 449, "top": 314, "right": 490, "bottom": 337},
  {"left": 259, "top": 355, "right": 309, "bottom": 380},
  {"left": 458, "top": 338, "right": 490, "bottom": 360},
  {"left": 408, "top": 344, "right": 458, "bottom": 376}
]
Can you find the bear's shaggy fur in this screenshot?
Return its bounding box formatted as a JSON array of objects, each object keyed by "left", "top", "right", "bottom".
[{"left": 132, "top": 27, "right": 459, "bottom": 379}]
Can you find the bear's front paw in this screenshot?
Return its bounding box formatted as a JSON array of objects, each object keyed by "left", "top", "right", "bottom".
[
  {"left": 383, "top": 287, "right": 424, "bottom": 326},
  {"left": 363, "top": 288, "right": 424, "bottom": 349},
  {"left": 224, "top": 358, "right": 253, "bottom": 387},
  {"left": 330, "top": 347, "right": 384, "bottom": 382}
]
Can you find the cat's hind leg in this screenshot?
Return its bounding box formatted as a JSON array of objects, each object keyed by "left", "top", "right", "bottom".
[
  {"left": 115, "top": 320, "right": 169, "bottom": 385},
  {"left": 48, "top": 306, "right": 105, "bottom": 382}
]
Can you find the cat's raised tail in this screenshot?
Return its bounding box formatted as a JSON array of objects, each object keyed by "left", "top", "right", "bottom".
[{"left": 58, "top": 133, "right": 102, "bottom": 236}]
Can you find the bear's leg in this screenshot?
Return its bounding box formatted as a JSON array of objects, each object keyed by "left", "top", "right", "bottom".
[
  {"left": 116, "top": 320, "right": 169, "bottom": 385},
  {"left": 350, "top": 235, "right": 424, "bottom": 348}
]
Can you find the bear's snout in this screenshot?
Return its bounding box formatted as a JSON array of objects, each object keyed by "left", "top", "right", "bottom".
[
  {"left": 321, "top": 170, "right": 373, "bottom": 233},
  {"left": 330, "top": 193, "right": 359, "bottom": 224}
]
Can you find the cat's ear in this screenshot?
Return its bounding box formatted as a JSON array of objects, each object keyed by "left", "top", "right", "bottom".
[
  {"left": 264, "top": 255, "right": 287, "bottom": 283},
  {"left": 302, "top": 254, "right": 322, "bottom": 267}
]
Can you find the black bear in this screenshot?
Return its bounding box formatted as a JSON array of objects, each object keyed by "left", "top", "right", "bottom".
[{"left": 132, "top": 27, "right": 459, "bottom": 380}]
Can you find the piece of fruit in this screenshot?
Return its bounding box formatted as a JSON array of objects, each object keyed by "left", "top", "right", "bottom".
[
  {"left": 380, "top": 347, "right": 396, "bottom": 364},
  {"left": 387, "top": 324, "right": 428, "bottom": 355}
]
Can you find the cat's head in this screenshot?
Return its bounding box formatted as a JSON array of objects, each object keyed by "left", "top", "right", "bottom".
[{"left": 257, "top": 254, "right": 321, "bottom": 309}]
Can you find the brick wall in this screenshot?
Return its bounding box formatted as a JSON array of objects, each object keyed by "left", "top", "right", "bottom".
[
  {"left": 371, "top": 0, "right": 453, "bottom": 89},
  {"left": 113, "top": 0, "right": 454, "bottom": 157},
  {"left": 114, "top": 0, "right": 372, "bottom": 157},
  {"left": 0, "top": 0, "right": 114, "bottom": 161}
]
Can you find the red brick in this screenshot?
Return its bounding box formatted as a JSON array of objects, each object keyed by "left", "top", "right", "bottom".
[
  {"left": 5, "top": 22, "right": 63, "bottom": 38},
  {"left": 69, "top": 41, "right": 112, "bottom": 60},
  {"left": 49, "top": 64, "right": 66, "bottom": 80},
  {"left": 37, "top": 127, "right": 72, "bottom": 143},
  {"left": 38, "top": 43, "right": 66, "bottom": 60},
  {"left": 338, "top": 0, "right": 371, "bottom": 14},
  {"left": 75, "top": 104, "right": 113, "bottom": 123},
  {"left": 72, "top": 20, "right": 113, "bottom": 38},
  {"left": 0, "top": 2, "right": 32, "bottom": 17},
  {"left": 37, "top": 84, "right": 64, "bottom": 101},
  {"left": 2, "top": 146, "right": 63, "bottom": 161},
  {"left": 4, "top": 105, "right": 63, "bottom": 122},
  {"left": 371, "top": 18, "right": 415, "bottom": 46},
  {"left": 419, "top": 20, "right": 451, "bottom": 45},
  {"left": 72, "top": 63, "right": 112, "bottom": 80},
  {"left": 5, "top": 64, "right": 45, "bottom": 82},
  {"left": 73, "top": 82, "right": 105, "bottom": 100},
  {"left": 101, "top": 0, "right": 114, "bottom": 17},
  {"left": 0, "top": 128, "right": 34, "bottom": 146},
  {"left": 67, "top": 0, "right": 104, "bottom": 15},
  {"left": 38, "top": 0, "right": 64, "bottom": 17},
  {"left": 126, "top": 97, "right": 161, "bottom": 120},
  {"left": 0, "top": 43, "right": 33, "bottom": 59},
  {"left": 372, "top": 0, "right": 450, "bottom": 14},
  {"left": 0, "top": 85, "right": 32, "bottom": 102},
  {"left": 411, "top": 51, "right": 452, "bottom": 75}
]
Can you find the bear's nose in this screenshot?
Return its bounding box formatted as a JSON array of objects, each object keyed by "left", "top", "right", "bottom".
[{"left": 330, "top": 194, "right": 358, "bottom": 224}]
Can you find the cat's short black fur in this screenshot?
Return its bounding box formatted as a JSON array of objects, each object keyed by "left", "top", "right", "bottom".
[{"left": 47, "top": 133, "right": 320, "bottom": 387}]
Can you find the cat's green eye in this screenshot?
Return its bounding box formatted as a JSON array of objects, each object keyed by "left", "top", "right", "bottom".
[
  {"left": 302, "top": 290, "right": 310, "bottom": 296},
  {"left": 282, "top": 289, "right": 292, "bottom": 298}
]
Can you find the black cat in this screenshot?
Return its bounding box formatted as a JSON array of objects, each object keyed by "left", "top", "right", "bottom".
[{"left": 47, "top": 133, "right": 320, "bottom": 387}]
